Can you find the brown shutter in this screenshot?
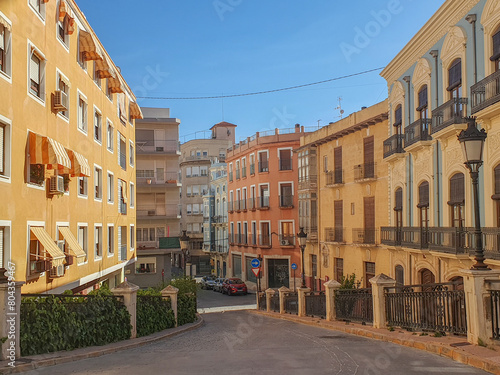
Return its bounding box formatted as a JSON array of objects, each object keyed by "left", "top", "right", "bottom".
[
  {"left": 334, "top": 200, "right": 343, "bottom": 228},
  {"left": 394, "top": 188, "right": 403, "bottom": 211},
  {"left": 417, "top": 85, "right": 428, "bottom": 111},
  {"left": 334, "top": 147, "right": 342, "bottom": 171},
  {"left": 418, "top": 181, "right": 429, "bottom": 207},
  {"left": 364, "top": 197, "right": 375, "bottom": 230},
  {"left": 394, "top": 106, "right": 402, "bottom": 127},
  {"left": 491, "top": 30, "right": 500, "bottom": 61},
  {"left": 447, "top": 59, "right": 462, "bottom": 91},
  {"left": 493, "top": 165, "right": 500, "bottom": 199},
  {"left": 448, "top": 173, "right": 465, "bottom": 205}
]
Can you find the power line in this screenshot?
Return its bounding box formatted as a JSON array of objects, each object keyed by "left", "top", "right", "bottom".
[{"left": 137, "top": 67, "right": 385, "bottom": 100}]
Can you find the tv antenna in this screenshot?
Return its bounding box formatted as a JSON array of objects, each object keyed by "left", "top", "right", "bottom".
[{"left": 334, "top": 97, "right": 344, "bottom": 119}]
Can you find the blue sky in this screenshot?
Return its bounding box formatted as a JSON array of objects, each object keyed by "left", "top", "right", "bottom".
[{"left": 78, "top": 1, "right": 444, "bottom": 142}]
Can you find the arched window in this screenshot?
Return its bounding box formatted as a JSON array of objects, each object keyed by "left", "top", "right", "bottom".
[
  {"left": 394, "top": 104, "right": 402, "bottom": 134},
  {"left": 492, "top": 27, "right": 500, "bottom": 71},
  {"left": 493, "top": 164, "right": 500, "bottom": 226},
  {"left": 395, "top": 265, "right": 404, "bottom": 286},
  {"left": 449, "top": 173, "right": 465, "bottom": 228},
  {"left": 448, "top": 59, "right": 462, "bottom": 99},
  {"left": 394, "top": 188, "right": 403, "bottom": 245},
  {"left": 418, "top": 181, "right": 430, "bottom": 247},
  {"left": 417, "top": 85, "right": 429, "bottom": 119}
]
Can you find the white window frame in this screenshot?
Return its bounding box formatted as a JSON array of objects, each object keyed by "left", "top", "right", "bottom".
[
  {"left": 77, "top": 90, "right": 88, "bottom": 134},
  {"left": 27, "top": 41, "right": 46, "bottom": 105},
  {"left": 56, "top": 1, "right": 70, "bottom": 51},
  {"left": 94, "top": 224, "right": 102, "bottom": 260},
  {"left": 0, "top": 114, "right": 12, "bottom": 183},
  {"left": 93, "top": 106, "right": 102, "bottom": 145},
  {"left": 77, "top": 223, "right": 88, "bottom": 264},
  {"left": 130, "top": 224, "right": 135, "bottom": 251},
  {"left": 107, "top": 224, "right": 114, "bottom": 257},
  {"left": 130, "top": 182, "right": 135, "bottom": 208},
  {"left": 28, "top": 0, "right": 46, "bottom": 22},
  {"left": 0, "top": 221, "right": 11, "bottom": 269},
  {"left": 76, "top": 28, "right": 87, "bottom": 70},
  {"left": 278, "top": 181, "right": 295, "bottom": 195},
  {"left": 258, "top": 150, "right": 269, "bottom": 172},
  {"left": 107, "top": 171, "right": 114, "bottom": 204},
  {"left": 129, "top": 140, "right": 134, "bottom": 167},
  {"left": 106, "top": 119, "right": 114, "bottom": 153},
  {"left": 94, "top": 164, "right": 103, "bottom": 201},
  {"left": 0, "top": 12, "right": 13, "bottom": 82},
  {"left": 56, "top": 69, "right": 70, "bottom": 122},
  {"left": 77, "top": 176, "right": 88, "bottom": 198}
]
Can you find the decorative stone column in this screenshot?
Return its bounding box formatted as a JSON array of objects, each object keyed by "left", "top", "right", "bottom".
[
  {"left": 324, "top": 280, "right": 341, "bottom": 322},
  {"left": 265, "top": 288, "right": 275, "bottom": 313},
  {"left": 461, "top": 269, "right": 500, "bottom": 345},
  {"left": 112, "top": 280, "right": 140, "bottom": 338},
  {"left": 369, "top": 274, "right": 396, "bottom": 329},
  {"left": 278, "top": 286, "right": 290, "bottom": 314},
  {"left": 297, "top": 287, "right": 311, "bottom": 317},
  {"left": 0, "top": 281, "right": 24, "bottom": 359},
  {"left": 161, "top": 285, "right": 179, "bottom": 327}
]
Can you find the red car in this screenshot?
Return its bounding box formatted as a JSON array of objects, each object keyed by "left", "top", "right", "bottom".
[{"left": 223, "top": 278, "right": 248, "bottom": 296}]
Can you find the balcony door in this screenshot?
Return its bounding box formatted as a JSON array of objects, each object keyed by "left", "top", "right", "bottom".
[
  {"left": 493, "top": 29, "right": 500, "bottom": 72},
  {"left": 363, "top": 136, "right": 374, "bottom": 178},
  {"left": 418, "top": 181, "right": 429, "bottom": 247},
  {"left": 334, "top": 200, "right": 343, "bottom": 242},
  {"left": 364, "top": 197, "right": 375, "bottom": 243}
]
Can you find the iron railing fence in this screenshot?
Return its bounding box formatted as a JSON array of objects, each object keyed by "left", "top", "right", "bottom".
[
  {"left": 270, "top": 293, "right": 280, "bottom": 312},
  {"left": 431, "top": 97, "right": 468, "bottom": 134},
  {"left": 354, "top": 162, "right": 376, "bottom": 180},
  {"left": 284, "top": 292, "right": 298, "bottom": 315},
  {"left": 352, "top": 228, "right": 378, "bottom": 245},
  {"left": 385, "top": 282, "right": 466, "bottom": 334},
  {"left": 471, "top": 69, "right": 500, "bottom": 114},
  {"left": 305, "top": 291, "right": 326, "bottom": 318},
  {"left": 258, "top": 293, "right": 267, "bottom": 311},
  {"left": 404, "top": 119, "right": 432, "bottom": 148},
  {"left": 335, "top": 288, "right": 373, "bottom": 324},
  {"left": 490, "top": 289, "right": 500, "bottom": 340},
  {"left": 383, "top": 134, "right": 404, "bottom": 158},
  {"left": 326, "top": 170, "right": 343, "bottom": 185}
]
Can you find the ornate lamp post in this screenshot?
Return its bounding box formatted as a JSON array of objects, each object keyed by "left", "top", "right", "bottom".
[
  {"left": 458, "top": 117, "right": 488, "bottom": 270},
  {"left": 180, "top": 230, "right": 190, "bottom": 276},
  {"left": 297, "top": 227, "right": 307, "bottom": 288}
]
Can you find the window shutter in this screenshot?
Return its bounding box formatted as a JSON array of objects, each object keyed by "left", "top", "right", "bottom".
[
  {"left": 417, "top": 86, "right": 428, "bottom": 111},
  {"left": 493, "top": 165, "right": 500, "bottom": 199},
  {"left": 0, "top": 227, "right": 4, "bottom": 268},
  {"left": 334, "top": 200, "right": 343, "bottom": 228},
  {"left": 447, "top": 60, "right": 462, "bottom": 91},
  {"left": 394, "top": 188, "right": 403, "bottom": 211},
  {"left": 0, "top": 125, "right": 4, "bottom": 174},
  {"left": 394, "top": 106, "right": 402, "bottom": 127},
  {"left": 448, "top": 173, "right": 465, "bottom": 205},
  {"left": 117, "top": 226, "right": 122, "bottom": 248},
  {"left": 418, "top": 181, "right": 430, "bottom": 207},
  {"left": 363, "top": 136, "right": 374, "bottom": 164},
  {"left": 491, "top": 30, "right": 500, "bottom": 61},
  {"left": 0, "top": 26, "right": 4, "bottom": 50},
  {"left": 364, "top": 197, "right": 375, "bottom": 230},
  {"left": 334, "top": 147, "right": 342, "bottom": 171},
  {"left": 30, "top": 54, "right": 40, "bottom": 84}
]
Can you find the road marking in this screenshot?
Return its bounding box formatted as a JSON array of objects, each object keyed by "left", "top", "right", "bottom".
[
  {"left": 413, "top": 367, "right": 477, "bottom": 373},
  {"left": 197, "top": 304, "right": 257, "bottom": 314}
]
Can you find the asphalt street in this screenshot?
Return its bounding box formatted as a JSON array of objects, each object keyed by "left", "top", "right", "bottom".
[
  {"left": 197, "top": 286, "right": 256, "bottom": 310},
  {"left": 22, "top": 311, "right": 489, "bottom": 375}
]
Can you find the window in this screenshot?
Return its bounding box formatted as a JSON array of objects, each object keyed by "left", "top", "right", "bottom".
[
  {"left": 94, "top": 109, "right": 102, "bottom": 143},
  {"left": 130, "top": 225, "right": 135, "bottom": 250},
  {"left": 449, "top": 173, "right": 465, "bottom": 228},
  {"left": 395, "top": 265, "right": 404, "bottom": 285},
  {"left": 363, "top": 136, "right": 375, "bottom": 178},
  {"left": 259, "top": 184, "right": 269, "bottom": 208},
  {"left": 494, "top": 165, "right": 500, "bottom": 227},
  {"left": 107, "top": 225, "right": 114, "bottom": 256},
  {"left": 334, "top": 146, "right": 342, "bottom": 184},
  {"left": 106, "top": 120, "right": 114, "bottom": 152},
  {"left": 93, "top": 61, "right": 101, "bottom": 87},
  {"left": 0, "top": 20, "right": 12, "bottom": 77},
  {"left": 78, "top": 225, "right": 88, "bottom": 259},
  {"left": 448, "top": 59, "right": 462, "bottom": 98},
  {"left": 130, "top": 183, "right": 135, "bottom": 208},
  {"left": 29, "top": 48, "right": 45, "bottom": 100},
  {"left": 0, "top": 119, "right": 11, "bottom": 179},
  {"left": 0, "top": 224, "right": 9, "bottom": 268},
  {"left": 136, "top": 257, "right": 156, "bottom": 274},
  {"left": 192, "top": 166, "right": 200, "bottom": 177},
  {"left": 29, "top": 229, "right": 45, "bottom": 275},
  {"left": 187, "top": 204, "right": 192, "bottom": 215},
  {"left": 323, "top": 155, "right": 328, "bottom": 172},
  {"left": 106, "top": 78, "right": 113, "bottom": 100},
  {"left": 193, "top": 185, "right": 199, "bottom": 196},
  {"left": 279, "top": 149, "right": 292, "bottom": 170},
  {"left": 57, "top": 72, "right": 70, "bottom": 118},
  {"left": 94, "top": 166, "right": 102, "bottom": 200},
  {"left": 118, "top": 132, "right": 126, "bottom": 170},
  {"left": 394, "top": 104, "right": 402, "bottom": 133},
  {"left": 280, "top": 221, "right": 294, "bottom": 245},
  {"left": 57, "top": 3, "right": 70, "bottom": 47},
  {"left": 279, "top": 183, "right": 293, "bottom": 207},
  {"left": 492, "top": 28, "right": 500, "bottom": 71},
  {"left": 418, "top": 181, "right": 430, "bottom": 230},
  {"left": 334, "top": 200, "right": 343, "bottom": 242},
  {"left": 186, "top": 167, "right": 191, "bottom": 177},
  {"left": 258, "top": 151, "right": 268, "bottom": 172},
  {"left": 118, "top": 179, "right": 127, "bottom": 214},
  {"left": 260, "top": 222, "right": 270, "bottom": 246},
  {"left": 394, "top": 188, "right": 403, "bottom": 229},
  {"left": 245, "top": 256, "right": 256, "bottom": 282},
  {"left": 29, "top": 0, "right": 45, "bottom": 19},
  {"left": 78, "top": 177, "right": 88, "bottom": 197},
  {"left": 78, "top": 94, "right": 87, "bottom": 133},
  {"left": 201, "top": 166, "right": 208, "bottom": 176},
  {"left": 77, "top": 29, "right": 87, "bottom": 69},
  {"left": 107, "top": 172, "right": 114, "bottom": 203},
  {"left": 129, "top": 141, "right": 134, "bottom": 166},
  {"left": 364, "top": 262, "right": 376, "bottom": 288},
  {"left": 417, "top": 85, "right": 428, "bottom": 119},
  {"left": 94, "top": 225, "right": 102, "bottom": 259},
  {"left": 251, "top": 221, "right": 257, "bottom": 245},
  {"left": 335, "top": 258, "right": 343, "bottom": 283}
]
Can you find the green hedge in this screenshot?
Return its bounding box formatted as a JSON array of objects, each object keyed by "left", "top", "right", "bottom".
[
  {"left": 20, "top": 288, "right": 131, "bottom": 356},
  {"left": 177, "top": 293, "right": 197, "bottom": 326},
  {"left": 136, "top": 289, "right": 175, "bottom": 337}
]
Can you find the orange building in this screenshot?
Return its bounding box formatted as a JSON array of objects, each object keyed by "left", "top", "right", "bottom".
[{"left": 226, "top": 126, "right": 309, "bottom": 291}]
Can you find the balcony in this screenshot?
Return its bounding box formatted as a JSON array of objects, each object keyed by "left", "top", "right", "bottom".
[
  {"left": 404, "top": 119, "right": 432, "bottom": 150},
  {"left": 239, "top": 199, "right": 247, "bottom": 211},
  {"left": 326, "top": 170, "right": 343, "bottom": 186},
  {"left": 250, "top": 164, "right": 255, "bottom": 175},
  {"left": 228, "top": 201, "right": 234, "bottom": 213},
  {"left": 137, "top": 204, "right": 181, "bottom": 219},
  {"left": 258, "top": 161, "right": 269, "bottom": 173},
  {"left": 136, "top": 171, "right": 179, "bottom": 187},
  {"left": 241, "top": 167, "right": 247, "bottom": 178},
  {"left": 119, "top": 201, "right": 127, "bottom": 215},
  {"left": 431, "top": 97, "right": 468, "bottom": 136},
  {"left": 279, "top": 195, "right": 294, "bottom": 208},
  {"left": 279, "top": 159, "right": 292, "bottom": 171},
  {"left": 383, "top": 134, "right": 405, "bottom": 159},
  {"left": 136, "top": 140, "right": 180, "bottom": 154},
  {"left": 353, "top": 163, "right": 376, "bottom": 181},
  {"left": 324, "top": 227, "right": 344, "bottom": 243},
  {"left": 352, "top": 228, "right": 378, "bottom": 245},
  {"left": 298, "top": 175, "right": 317, "bottom": 191},
  {"left": 247, "top": 198, "right": 256, "bottom": 210},
  {"left": 471, "top": 70, "right": 500, "bottom": 115},
  {"left": 236, "top": 169, "right": 240, "bottom": 180},
  {"left": 278, "top": 235, "right": 295, "bottom": 247},
  {"left": 259, "top": 235, "right": 271, "bottom": 247},
  {"left": 119, "top": 152, "right": 127, "bottom": 171},
  {"left": 257, "top": 196, "right": 270, "bottom": 210}
]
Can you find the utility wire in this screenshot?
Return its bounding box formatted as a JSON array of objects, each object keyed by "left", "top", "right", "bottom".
[{"left": 137, "top": 67, "right": 385, "bottom": 100}]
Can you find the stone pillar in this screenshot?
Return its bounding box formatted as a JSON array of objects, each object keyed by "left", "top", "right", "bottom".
[
  {"left": 112, "top": 280, "right": 140, "bottom": 338},
  {"left": 324, "top": 280, "right": 341, "bottom": 322},
  {"left": 265, "top": 288, "right": 275, "bottom": 313},
  {"left": 369, "top": 274, "right": 396, "bottom": 329},
  {"left": 0, "top": 281, "right": 24, "bottom": 359},
  {"left": 297, "top": 287, "right": 311, "bottom": 317},
  {"left": 278, "top": 286, "right": 290, "bottom": 314},
  {"left": 161, "top": 285, "right": 179, "bottom": 327},
  {"left": 461, "top": 269, "right": 500, "bottom": 345}
]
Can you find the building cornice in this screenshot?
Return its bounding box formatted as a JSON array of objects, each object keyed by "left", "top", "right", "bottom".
[{"left": 381, "top": 0, "right": 481, "bottom": 84}]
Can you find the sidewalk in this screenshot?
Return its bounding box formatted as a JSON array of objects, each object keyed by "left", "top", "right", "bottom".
[
  {"left": 251, "top": 310, "right": 500, "bottom": 375},
  {"left": 0, "top": 315, "right": 204, "bottom": 375}
]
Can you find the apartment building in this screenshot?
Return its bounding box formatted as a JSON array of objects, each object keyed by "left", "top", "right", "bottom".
[
  {"left": 0, "top": 0, "right": 141, "bottom": 293},
  {"left": 380, "top": 0, "right": 500, "bottom": 284},
  {"left": 202, "top": 162, "right": 229, "bottom": 277},
  {"left": 180, "top": 122, "right": 235, "bottom": 275},
  {"left": 298, "top": 102, "right": 390, "bottom": 290},
  {"left": 125, "top": 107, "right": 181, "bottom": 288},
  {"left": 227, "top": 125, "right": 309, "bottom": 291}
]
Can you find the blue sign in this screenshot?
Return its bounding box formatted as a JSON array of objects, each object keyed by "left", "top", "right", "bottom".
[
  {"left": 291, "top": 263, "right": 298, "bottom": 270},
  {"left": 251, "top": 258, "right": 260, "bottom": 268}
]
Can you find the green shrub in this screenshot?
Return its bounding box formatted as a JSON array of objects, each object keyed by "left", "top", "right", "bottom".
[
  {"left": 136, "top": 289, "right": 175, "bottom": 337},
  {"left": 177, "top": 293, "right": 197, "bottom": 326},
  {"left": 170, "top": 277, "right": 197, "bottom": 295}
]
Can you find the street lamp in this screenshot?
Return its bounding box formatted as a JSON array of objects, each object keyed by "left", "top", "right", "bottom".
[
  {"left": 180, "top": 230, "right": 190, "bottom": 276},
  {"left": 457, "top": 117, "right": 489, "bottom": 270},
  {"left": 297, "top": 227, "right": 307, "bottom": 288}
]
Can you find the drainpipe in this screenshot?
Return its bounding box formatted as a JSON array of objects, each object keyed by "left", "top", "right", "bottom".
[
  {"left": 403, "top": 76, "right": 412, "bottom": 225},
  {"left": 466, "top": 14, "right": 477, "bottom": 84},
  {"left": 429, "top": 50, "right": 439, "bottom": 109},
  {"left": 403, "top": 76, "right": 411, "bottom": 127},
  {"left": 430, "top": 50, "right": 441, "bottom": 226}
]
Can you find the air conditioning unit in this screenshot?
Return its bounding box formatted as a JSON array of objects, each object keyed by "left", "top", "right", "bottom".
[
  {"left": 50, "top": 264, "right": 65, "bottom": 278},
  {"left": 280, "top": 240, "right": 290, "bottom": 246},
  {"left": 49, "top": 175, "right": 65, "bottom": 194},
  {"left": 53, "top": 90, "right": 69, "bottom": 112}
]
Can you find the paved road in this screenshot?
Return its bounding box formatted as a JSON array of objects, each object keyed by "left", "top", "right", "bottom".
[
  {"left": 197, "top": 287, "right": 256, "bottom": 310},
  {"left": 23, "top": 311, "right": 488, "bottom": 375}
]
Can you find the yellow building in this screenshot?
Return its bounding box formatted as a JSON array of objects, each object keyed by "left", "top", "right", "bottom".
[
  {"left": 298, "top": 101, "right": 390, "bottom": 289},
  {"left": 380, "top": 0, "right": 500, "bottom": 285},
  {"left": 0, "top": 0, "right": 142, "bottom": 293}
]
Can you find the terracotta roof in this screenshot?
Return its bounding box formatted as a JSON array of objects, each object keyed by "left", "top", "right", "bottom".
[{"left": 210, "top": 121, "right": 237, "bottom": 130}]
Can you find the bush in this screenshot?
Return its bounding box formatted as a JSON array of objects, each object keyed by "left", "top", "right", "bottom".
[
  {"left": 20, "top": 287, "right": 131, "bottom": 356},
  {"left": 136, "top": 289, "right": 175, "bottom": 337},
  {"left": 177, "top": 293, "right": 197, "bottom": 326},
  {"left": 170, "top": 277, "right": 197, "bottom": 295}
]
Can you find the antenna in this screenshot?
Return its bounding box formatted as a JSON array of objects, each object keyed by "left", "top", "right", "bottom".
[
  {"left": 317, "top": 119, "right": 321, "bottom": 128},
  {"left": 334, "top": 97, "right": 344, "bottom": 119}
]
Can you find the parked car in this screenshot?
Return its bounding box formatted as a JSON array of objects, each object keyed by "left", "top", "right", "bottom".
[
  {"left": 223, "top": 278, "right": 248, "bottom": 296},
  {"left": 213, "top": 278, "right": 225, "bottom": 292},
  {"left": 201, "top": 275, "right": 216, "bottom": 290}
]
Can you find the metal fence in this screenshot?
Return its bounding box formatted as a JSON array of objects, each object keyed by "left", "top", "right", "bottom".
[
  {"left": 335, "top": 288, "right": 373, "bottom": 323},
  {"left": 385, "top": 282, "right": 466, "bottom": 334},
  {"left": 258, "top": 293, "right": 267, "bottom": 311},
  {"left": 284, "top": 292, "right": 298, "bottom": 315},
  {"left": 305, "top": 291, "right": 326, "bottom": 318},
  {"left": 270, "top": 293, "right": 280, "bottom": 312},
  {"left": 490, "top": 290, "right": 500, "bottom": 340}
]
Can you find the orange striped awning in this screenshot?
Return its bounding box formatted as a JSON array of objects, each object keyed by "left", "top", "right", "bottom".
[
  {"left": 129, "top": 101, "right": 143, "bottom": 120},
  {"left": 59, "top": 0, "right": 67, "bottom": 22},
  {"left": 59, "top": 227, "right": 86, "bottom": 264},
  {"left": 0, "top": 15, "right": 11, "bottom": 32},
  {"left": 95, "top": 57, "right": 115, "bottom": 79},
  {"left": 79, "top": 31, "right": 103, "bottom": 61},
  {"left": 67, "top": 149, "right": 90, "bottom": 177},
  {"left": 29, "top": 132, "right": 71, "bottom": 170},
  {"left": 30, "top": 227, "right": 66, "bottom": 268},
  {"left": 108, "top": 76, "right": 123, "bottom": 94}
]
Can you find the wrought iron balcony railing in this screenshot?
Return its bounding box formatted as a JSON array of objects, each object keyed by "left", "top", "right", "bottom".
[
  {"left": 324, "top": 227, "right": 344, "bottom": 243},
  {"left": 352, "top": 228, "right": 378, "bottom": 244},
  {"left": 383, "top": 134, "right": 404, "bottom": 158},
  {"left": 404, "top": 119, "right": 432, "bottom": 148},
  {"left": 431, "top": 97, "right": 468, "bottom": 134},
  {"left": 326, "top": 170, "right": 343, "bottom": 185},
  {"left": 471, "top": 70, "right": 500, "bottom": 114},
  {"left": 353, "top": 162, "right": 376, "bottom": 181}
]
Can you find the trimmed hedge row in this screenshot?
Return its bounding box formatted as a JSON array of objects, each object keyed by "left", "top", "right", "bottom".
[{"left": 136, "top": 290, "right": 175, "bottom": 337}]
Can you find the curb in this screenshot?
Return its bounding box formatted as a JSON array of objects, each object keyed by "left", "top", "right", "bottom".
[
  {"left": 0, "top": 315, "right": 204, "bottom": 374},
  {"left": 250, "top": 310, "right": 500, "bottom": 375}
]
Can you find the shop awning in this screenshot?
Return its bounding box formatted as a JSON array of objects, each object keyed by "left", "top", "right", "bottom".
[
  {"left": 59, "top": 227, "right": 86, "bottom": 264},
  {"left": 30, "top": 227, "right": 66, "bottom": 268},
  {"left": 129, "top": 101, "right": 143, "bottom": 120},
  {"left": 108, "top": 76, "right": 123, "bottom": 94},
  {"left": 66, "top": 149, "right": 90, "bottom": 177},
  {"left": 79, "top": 31, "right": 103, "bottom": 61},
  {"left": 29, "top": 132, "right": 71, "bottom": 170},
  {"left": 95, "top": 57, "right": 115, "bottom": 79}
]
